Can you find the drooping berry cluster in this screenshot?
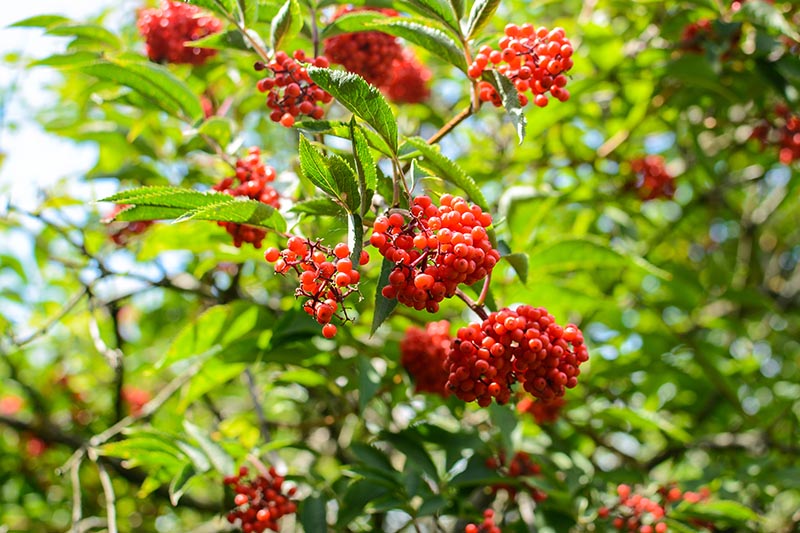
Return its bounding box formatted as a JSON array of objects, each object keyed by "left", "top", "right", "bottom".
[
  {"left": 212, "top": 147, "right": 280, "bottom": 248},
  {"left": 400, "top": 320, "right": 452, "bottom": 396},
  {"left": 751, "top": 103, "right": 800, "bottom": 165},
  {"left": 256, "top": 50, "right": 332, "bottom": 127},
  {"left": 324, "top": 7, "right": 404, "bottom": 87},
  {"left": 137, "top": 1, "right": 222, "bottom": 65},
  {"left": 323, "top": 8, "right": 431, "bottom": 103},
  {"left": 465, "top": 509, "right": 502, "bottom": 533},
  {"left": 679, "top": 19, "right": 741, "bottom": 56},
  {"left": 469, "top": 23, "right": 574, "bottom": 108},
  {"left": 105, "top": 204, "right": 154, "bottom": 246},
  {"left": 224, "top": 466, "right": 297, "bottom": 533},
  {"left": 629, "top": 155, "right": 675, "bottom": 201},
  {"left": 516, "top": 395, "right": 565, "bottom": 424},
  {"left": 599, "top": 484, "right": 713, "bottom": 533},
  {"left": 370, "top": 194, "right": 499, "bottom": 313},
  {"left": 264, "top": 239, "right": 368, "bottom": 338},
  {"left": 485, "top": 450, "right": 547, "bottom": 503},
  {"left": 444, "top": 306, "right": 588, "bottom": 407},
  {"left": 382, "top": 49, "right": 432, "bottom": 104}
]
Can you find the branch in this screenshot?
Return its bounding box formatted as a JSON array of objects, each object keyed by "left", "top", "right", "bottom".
[
  {"left": 94, "top": 457, "right": 118, "bottom": 533},
  {"left": 454, "top": 288, "right": 489, "bottom": 320},
  {"left": 10, "top": 288, "right": 88, "bottom": 347},
  {"left": 426, "top": 105, "right": 473, "bottom": 146}
]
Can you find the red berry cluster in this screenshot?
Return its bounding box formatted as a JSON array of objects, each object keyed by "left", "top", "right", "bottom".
[
  {"left": 469, "top": 23, "right": 574, "bottom": 108},
  {"left": 599, "top": 484, "right": 713, "bottom": 533},
  {"left": 399, "top": 320, "right": 452, "bottom": 396},
  {"left": 444, "top": 306, "right": 588, "bottom": 407},
  {"left": 382, "top": 49, "right": 432, "bottom": 104},
  {"left": 485, "top": 451, "right": 547, "bottom": 503},
  {"left": 121, "top": 386, "right": 150, "bottom": 416},
  {"left": 629, "top": 155, "right": 675, "bottom": 201},
  {"left": 324, "top": 7, "right": 403, "bottom": 87},
  {"left": 105, "top": 204, "right": 154, "bottom": 246},
  {"left": 224, "top": 466, "right": 297, "bottom": 532},
  {"left": 516, "top": 395, "right": 565, "bottom": 424},
  {"left": 751, "top": 103, "right": 800, "bottom": 165},
  {"left": 137, "top": 1, "right": 222, "bottom": 65},
  {"left": 465, "top": 509, "right": 501, "bottom": 533},
  {"left": 212, "top": 147, "right": 280, "bottom": 248},
  {"left": 256, "top": 50, "right": 332, "bottom": 128},
  {"left": 370, "top": 194, "right": 498, "bottom": 313},
  {"left": 264, "top": 239, "right": 368, "bottom": 338},
  {"left": 679, "top": 19, "right": 740, "bottom": 56}
]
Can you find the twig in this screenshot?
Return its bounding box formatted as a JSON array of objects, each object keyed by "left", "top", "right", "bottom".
[
  {"left": 243, "top": 369, "right": 283, "bottom": 469},
  {"left": 94, "top": 457, "right": 118, "bottom": 533},
  {"left": 69, "top": 457, "right": 83, "bottom": 533},
  {"left": 426, "top": 106, "right": 473, "bottom": 146},
  {"left": 454, "top": 288, "right": 488, "bottom": 320},
  {"left": 10, "top": 288, "right": 88, "bottom": 347}
]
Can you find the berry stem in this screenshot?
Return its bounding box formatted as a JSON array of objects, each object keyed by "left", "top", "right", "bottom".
[
  {"left": 455, "top": 288, "right": 489, "bottom": 320},
  {"left": 426, "top": 105, "right": 473, "bottom": 145},
  {"left": 476, "top": 272, "right": 491, "bottom": 307}
]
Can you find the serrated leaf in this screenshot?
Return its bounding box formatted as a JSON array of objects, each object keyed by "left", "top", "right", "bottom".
[
  {"left": 737, "top": 1, "right": 800, "bottom": 41},
  {"left": 351, "top": 443, "right": 396, "bottom": 472},
  {"left": 110, "top": 205, "right": 184, "bottom": 222},
  {"left": 298, "top": 136, "right": 360, "bottom": 213},
  {"left": 350, "top": 119, "right": 376, "bottom": 216},
  {"left": 186, "top": 29, "right": 250, "bottom": 52},
  {"left": 30, "top": 51, "right": 101, "bottom": 67},
  {"left": 503, "top": 252, "right": 528, "bottom": 284},
  {"left": 46, "top": 23, "right": 121, "bottom": 48},
  {"left": 295, "top": 119, "right": 393, "bottom": 156},
  {"left": 320, "top": 11, "right": 385, "bottom": 39},
  {"left": 465, "top": 0, "right": 500, "bottom": 38},
  {"left": 399, "top": 0, "right": 461, "bottom": 35},
  {"left": 674, "top": 500, "right": 760, "bottom": 524},
  {"left": 169, "top": 463, "right": 196, "bottom": 506},
  {"left": 307, "top": 67, "right": 397, "bottom": 154},
  {"left": 404, "top": 137, "right": 488, "bottom": 210},
  {"left": 183, "top": 420, "right": 235, "bottom": 475},
  {"left": 102, "top": 187, "right": 231, "bottom": 210},
  {"left": 180, "top": 198, "right": 287, "bottom": 232},
  {"left": 449, "top": 0, "right": 465, "bottom": 19},
  {"left": 371, "top": 258, "right": 398, "bottom": 334},
  {"left": 299, "top": 495, "right": 328, "bottom": 532},
  {"left": 271, "top": 0, "right": 302, "bottom": 51},
  {"left": 491, "top": 70, "right": 526, "bottom": 143},
  {"left": 189, "top": 0, "right": 238, "bottom": 19},
  {"left": 197, "top": 116, "right": 233, "bottom": 148},
  {"left": 337, "top": 479, "right": 390, "bottom": 527},
  {"left": 357, "top": 356, "right": 381, "bottom": 412},
  {"left": 348, "top": 213, "right": 364, "bottom": 269},
  {"left": 368, "top": 18, "right": 467, "bottom": 72},
  {"left": 9, "top": 14, "right": 70, "bottom": 29},
  {"left": 78, "top": 59, "right": 204, "bottom": 123},
  {"left": 290, "top": 198, "right": 345, "bottom": 216}
]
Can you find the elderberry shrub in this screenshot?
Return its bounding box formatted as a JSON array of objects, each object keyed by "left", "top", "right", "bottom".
[
  {"left": 444, "top": 306, "right": 588, "bottom": 407},
  {"left": 223, "top": 466, "right": 297, "bottom": 533},
  {"left": 256, "top": 50, "right": 332, "bottom": 127},
  {"left": 370, "top": 194, "right": 499, "bottom": 313},
  {"left": 137, "top": 1, "right": 222, "bottom": 65},
  {"left": 212, "top": 147, "right": 280, "bottom": 248},
  {"left": 264, "top": 239, "right": 368, "bottom": 338},
  {"left": 399, "top": 320, "right": 452, "bottom": 396},
  {"left": 469, "top": 23, "right": 574, "bottom": 108}
]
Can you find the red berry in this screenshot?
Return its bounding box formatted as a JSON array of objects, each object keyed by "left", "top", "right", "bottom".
[{"left": 322, "top": 323, "right": 337, "bottom": 338}]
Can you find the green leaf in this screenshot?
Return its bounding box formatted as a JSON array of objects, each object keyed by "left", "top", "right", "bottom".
[
  {"left": 307, "top": 67, "right": 398, "bottom": 154},
  {"left": 371, "top": 258, "right": 398, "bottom": 335},
  {"left": 320, "top": 11, "right": 385, "bottom": 39},
  {"left": 674, "top": 500, "right": 760, "bottom": 524},
  {"left": 290, "top": 198, "right": 346, "bottom": 217},
  {"left": 351, "top": 443, "right": 396, "bottom": 472},
  {"left": 197, "top": 116, "right": 233, "bottom": 148},
  {"left": 449, "top": 0, "right": 465, "bottom": 19},
  {"left": 357, "top": 356, "right": 381, "bottom": 412},
  {"left": 183, "top": 420, "right": 235, "bottom": 475},
  {"left": 295, "top": 119, "right": 393, "bottom": 156},
  {"left": 30, "top": 51, "right": 102, "bottom": 67},
  {"left": 189, "top": 0, "right": 239, "bottom": 19},
  {"left": 180, "top": 198, "right": 287, "bottom": 232},
  {"left": 186, "top": 29, "right": 250, "bottom": 52},
  {"left": 178, "top": 359, "right": 247, "bottom": 412},
  {"left": 368, "top": 18, "right": 467, "bottom": 72},
  {"left": 46, "top": 23, "right": 122, "bottom": 48},
  {"left": 600, "top": 406, "right": 692, "bottom": 443},
  {"left": 297, "top": 135, "right": 360, "bottom": 213},
  {"left": 169, "top": 462, "right": 196, "bottom": 506},
  {"left": 102, "top": 186, "right": 230, "bottom": 210},
  {"left": 337, "top": 479, "right": 390, "bottom": 527},
  {"left": 502, "top": 252, "right": 528, "bottom": 284},
  {"left": 380, "top": 430, "right": 439, "bottom": 482},
  {"left": 404, "top": 137, "right": 488, "bottom": 210},
  {"left": 299, "top": 495, "right": 328, "bottom": 532},
  {"left": 527, "top": 238, "right": 670, "bottom": 279},
  {"left": 271, "top": 0, "right": 302, "bottom": 51},
  {"left": 78, "top": 59, "right": 204, "bottom": 123},
  {"left": 399, "top": 0, "right": 461, "bottom": 35},
  {"left": 736, "top": 1, "right": 800, "bottom": 41},
  {"left": 465, "top": 0, "right": 500, "bottom": 39},
  {"left": 110, "top": 205, "right": 185, "bottom": 222},
  {"left": 350, "top": 119, "right": 377, "bottom": 217},
  {"left": 348, "top": 213, "right": 364, "bottom": 269},
  {"left": 491, "top": 70, "right": 526, "bottom": 143},
  {"left": 237, "top": 0, "right": 258, "bottom": 25},
  {"left": 9, "top": 14, "right": 70, "bottom": 29}
]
